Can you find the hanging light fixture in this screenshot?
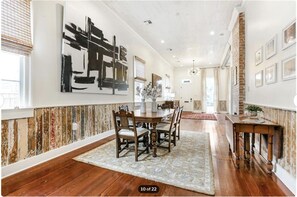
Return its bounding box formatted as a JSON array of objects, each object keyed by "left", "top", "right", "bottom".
[{"left": 189, "top": 60, "right": 199, "bottom": 75}]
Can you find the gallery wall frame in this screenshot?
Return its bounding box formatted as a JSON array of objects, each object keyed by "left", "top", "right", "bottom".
[
  {"left": 265, "top": 35, "right": 277, "bottom": 59},
  {"left": 282, "top": 55, "right": 296, "bottom": 81},
  {"left": 255, "top": 47, "right": 263, "bottom": 66},
  {"left": 282, "top": 20, "right": 296, "bottom": 50},
  {"left": 265, "top": 63, "right": 277, "bottom": 84},
  {"left": 255, "top": 70, "right": 263, "bottom": 87}
]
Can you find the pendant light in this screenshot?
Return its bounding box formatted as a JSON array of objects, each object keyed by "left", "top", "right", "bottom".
[{"left": 189, "top": 60, "right": 199, "bottom": 75}]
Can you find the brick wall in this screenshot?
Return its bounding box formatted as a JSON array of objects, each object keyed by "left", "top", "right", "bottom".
[{"left": 231, "top": 13, "right": 245, "bottom": 115}]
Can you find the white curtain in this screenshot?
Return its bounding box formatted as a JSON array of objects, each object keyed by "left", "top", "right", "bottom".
[
  {"left": 213, "top": 68, "right": 219, "bottom": 113},
  {"left": 200, "top": 69, "right": 206, "bottom": 113}
]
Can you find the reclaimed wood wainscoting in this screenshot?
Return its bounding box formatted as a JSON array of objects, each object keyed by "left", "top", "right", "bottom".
[{"left": 1, "top": 103, "right": 137, "bottom": 167}]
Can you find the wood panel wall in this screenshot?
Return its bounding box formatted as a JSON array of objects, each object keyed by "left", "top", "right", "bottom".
[{"left": 1, "top": 103, "right": 133, "bottom": 166}]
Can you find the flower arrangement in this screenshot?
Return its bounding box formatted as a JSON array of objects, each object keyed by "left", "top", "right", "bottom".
[{"left": 138, "top": 82, "right": 161, "bottom": 100}]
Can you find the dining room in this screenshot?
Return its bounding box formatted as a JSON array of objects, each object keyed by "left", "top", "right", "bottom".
[{"left": 1, "top": 0, "right": 296, "bottom": 196}]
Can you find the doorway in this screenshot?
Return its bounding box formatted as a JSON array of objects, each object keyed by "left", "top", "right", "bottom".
[
  {"left": 179, "top": 79, "right": 193, "bottom": 111},
  {"left": 205, "top": 77, "right": 214, "bottom": 113}
]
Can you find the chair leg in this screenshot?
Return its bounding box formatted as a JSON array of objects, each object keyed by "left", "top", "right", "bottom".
[
  {"left": 178, "top": 125, "right": 180, "bottom": 140},
  {"left": 135, "top": 139, "right": 138, "bottom": 162},
  {"left": 146, "top": 134, "right": 149, "bottom": 153},
  {"left": 168, "top": 132, "right": 171, "bottom": 152},
  {"left": 116, "top": 138, "right": 120, "bottom": 158},
  {"left": 173, "top": 130, "right": 176, "bottom": 146},
  {"left": 157, "top": 132, "right": 161, "bottom": 144}
]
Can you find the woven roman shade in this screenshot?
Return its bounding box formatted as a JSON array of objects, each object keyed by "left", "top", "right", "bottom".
[{"left": 1, "top": 0, "right": 33, "bottom": 55}]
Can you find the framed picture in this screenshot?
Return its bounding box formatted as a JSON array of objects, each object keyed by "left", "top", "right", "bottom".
[
  {"left": 265, "top": 63, "right": 277, "bottom": 84},
  {"left": 282, "top": 20, "right": 296, "bottom": 50},
  {"left": 282, "top": 56, "right": 296, "bottom": 80},
  {"left": 255, "top": 47, "right": 263, "bottom": 66},
  {"left": 255, "top": 71, "right": 263, "bottom": 87},
  {"left": 265, "top": 35, "right": 277, "bottom": 59},
  {"left": 134, "top": 56, "right": 146, "bottom": 81},
  {"left": 152, "top": 73, "right": 162, "bottom": 97}
]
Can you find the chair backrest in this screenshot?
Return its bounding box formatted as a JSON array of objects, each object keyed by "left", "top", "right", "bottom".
[
  {"left": 177, "top": 106, "right": 183, "bottom": 124},
  {"left": 118, "top": 105, "right": 129, "bottom": 111},
  {"left": 112, "top": 109, "right": 136, "bottom": 136},
  {"left": 168, "top": 107, "right": 179, "bottom": 132}
]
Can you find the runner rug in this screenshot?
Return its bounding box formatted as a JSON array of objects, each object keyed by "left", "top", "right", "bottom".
[
  {"left": 182, "top": 112, "right": 217, "bottom": 121},
  {"left": 74, "top": 131, "right": 215, "bottom": 195}
]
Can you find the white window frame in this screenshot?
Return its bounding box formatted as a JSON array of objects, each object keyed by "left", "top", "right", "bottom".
[{"left": 1, "top": 54, "right": 33, "bottom": 120}]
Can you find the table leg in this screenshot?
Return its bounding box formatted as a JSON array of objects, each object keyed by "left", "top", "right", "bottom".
[
  {"left": 251, "top": 133, "right": 255, "bottom": 154},
  {"left": 267, "top": 134, "right": 273, "bottom": 173},
  {"left": 244, "top": 133, "right": 250, "bottom": 161},
  {"left": 152, "top": 123, "right": 157, "bottom": 157},
  {"left": 235, "top": 131, "right": 240, "bottom": 168}
]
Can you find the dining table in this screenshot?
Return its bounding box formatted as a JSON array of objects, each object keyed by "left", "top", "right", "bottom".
[{"left": 134, "top": 108, "right": 174, "bottom": 157}]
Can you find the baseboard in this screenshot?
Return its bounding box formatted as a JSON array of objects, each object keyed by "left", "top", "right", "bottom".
[
  {"left": 274, "top": 163, "right": 296, "bottom": 195},
  {"left": 1, "top": 130, "right": 114, "bottom": 178},
  {"left": 253, "top": 149, "right": 296, "bottom": 194}
]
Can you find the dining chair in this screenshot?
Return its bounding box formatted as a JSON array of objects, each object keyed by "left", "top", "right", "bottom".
[
  {"left": 118, "top": 105, "right": 129, "bottom": 111},
  {"left": 112, "top": 109, "right": 150, "bottom": 161},
  {"left": 156, "top": 107, "right": 179, "bottom": 152},
  {"left": 176, "top": 106, "right": 183, "bottom": 140},
  {"left": 160, "top": 106, "right": 183, "bottom": 140}
]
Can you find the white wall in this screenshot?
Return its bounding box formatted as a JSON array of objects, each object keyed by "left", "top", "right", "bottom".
[
  {"left": 174, "top": 67, "right": 201, "bottom": 102},
  {"left": 31, "top": 0, "right": 173, "bottom": 108},
  {"left": 245, "top": 1, "right": 296, "bottom": 110},
  {"left": 244, "top": 1, "right": 296, "bottom": 193},
  {"left": 174, "top": 67, "right": 229, "bottom": 111}
]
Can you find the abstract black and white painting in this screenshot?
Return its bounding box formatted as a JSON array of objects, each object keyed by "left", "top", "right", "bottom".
[{"left": 61, "top": 5, "right": 129, "bottom": 95}]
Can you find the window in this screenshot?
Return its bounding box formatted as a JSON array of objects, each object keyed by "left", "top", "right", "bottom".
[
  {"left": 181, "top": 79, "right": 191, "bottom": 84},
  {"left": 1, "top": 0, "right": 32, "bottom": 109},
  {"left": 0, "top": 51, "right": 29, "bottom": 109}
]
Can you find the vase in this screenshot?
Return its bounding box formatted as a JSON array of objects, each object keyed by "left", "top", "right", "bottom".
[
  {"left": 250, "top": 111, "right": 257, "bottom": 116},
  {"left": 140, "top": 98, "right": 146, "bottom": 113},
  {"left": 151, "top": 98, "right": 157, "bottom": 112}
]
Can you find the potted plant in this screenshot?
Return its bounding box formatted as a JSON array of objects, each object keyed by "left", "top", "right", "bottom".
[{"left": 245, "top": 105, "right": 263, "bottom": 117}]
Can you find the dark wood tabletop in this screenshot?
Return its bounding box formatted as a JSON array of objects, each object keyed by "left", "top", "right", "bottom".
[
  {"left": 225, "top": 114, "right": 279, "bottom": 126},
  {"left": 134, "top": 109, "right": 174, "bottom": 119}
]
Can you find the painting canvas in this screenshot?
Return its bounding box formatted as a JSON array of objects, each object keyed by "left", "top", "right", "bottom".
[
  {"left": 255, "top": 47, "right": 263, "bottom": 66},
  {"left": 282, "top": 56, "right": 296, "bottom": 80},
  {"left": 61, "top": 4, "right": 129, "bottom": 95},
  {"left": 152, "top": 73, "right": 162, "bottom": 97},
  {"left": 255, "top": 71, "right": 263, "bottom": 87},
  {"left": 282, "top": 20, "right": 296, "bottom": 50},
  {"left": 265, "top": 64, "right": 277, "bottom": 84},
  {"left": 265, "top": 35, "right": 277, "bottom": 59}
]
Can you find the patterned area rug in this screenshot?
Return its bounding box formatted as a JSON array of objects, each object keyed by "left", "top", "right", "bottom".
[
  {"left": 182, "top": 112, "right": 217, "bottom": 121},
  {"left": 74, "top": 131, "right": 215, "bottom": 195}
]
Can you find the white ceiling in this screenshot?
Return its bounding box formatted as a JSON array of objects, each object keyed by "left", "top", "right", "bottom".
[{"left": 104, "top": 1, "right": 242, "bottom": 68}]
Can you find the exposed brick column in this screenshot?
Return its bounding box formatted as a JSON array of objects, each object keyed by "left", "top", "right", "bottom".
[{"left": 231, "top": 12, "right": 245, "bottom": 115}]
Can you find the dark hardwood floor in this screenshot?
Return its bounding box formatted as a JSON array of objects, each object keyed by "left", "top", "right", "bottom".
[{"left": 2, "top": 114, "right": 293, "bottom": 196}]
